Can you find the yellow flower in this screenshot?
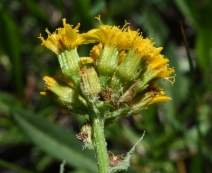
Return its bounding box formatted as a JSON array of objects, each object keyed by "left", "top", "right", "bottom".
[
  {"left": 81, "top": 16, "right": 139, "bottom": 51},
  {"left": 39, "top": 19, "right": 86, "bottom": 54},
  {"left": 148, "top": 48, "right": 175, "bottom": 84},
  {"left": 148, "top": 87, "right": 172, "bottom": 105},
  {"left": 124, "top": 35, "right": 175, "bottom": 85}
]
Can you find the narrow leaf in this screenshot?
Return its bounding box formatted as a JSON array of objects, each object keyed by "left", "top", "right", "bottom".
[
  {"left": 0, "top": 159, "right": 35, "bottom": 173},
  {"left": 0, "top": 11, "right": 23, "bottom": 96},
  {"left": 12, "top": 108, "right": 97, "bottom": 173},
  {"left": 109, "top": 132, "right": 145, "bottom": 173}
]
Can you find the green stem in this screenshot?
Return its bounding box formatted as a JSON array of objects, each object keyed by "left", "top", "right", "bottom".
[{"left": 91, "top": 118, "right": 108, "bottom": 173}]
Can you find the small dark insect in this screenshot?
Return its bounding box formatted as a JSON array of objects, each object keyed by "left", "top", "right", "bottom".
[{"left": 109, "top": 151, "right": 124, "bottom": 167}]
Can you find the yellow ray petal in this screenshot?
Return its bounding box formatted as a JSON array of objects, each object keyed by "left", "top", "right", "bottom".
[{"left": 150, "top": 96, "right": 172, "bottom": 104}]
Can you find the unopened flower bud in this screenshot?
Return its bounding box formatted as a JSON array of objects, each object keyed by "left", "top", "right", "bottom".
[
  {"left": 41, "top": 76, "right": 87, "bottom": 114},
  {"left": 80, "top": 67, "right": 101, "bottom": 100},
  {"left": 132, "top": 89, "right": 171, "bottom": 114}
]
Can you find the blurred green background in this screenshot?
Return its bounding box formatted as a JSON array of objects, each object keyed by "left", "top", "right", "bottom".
[{"left": 0, "top": 0, "right": 212, "bottom": 173}]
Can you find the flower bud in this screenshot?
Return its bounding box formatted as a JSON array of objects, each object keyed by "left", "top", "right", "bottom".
[
  {"left": 41, "top": 76, "right": 87, "bottom": 114},
  {"left": 80, "top": 67, "right": 101, "bottom": 100},
  {"left": 132, "top": 89, "right": 171, "bottom": 114}
]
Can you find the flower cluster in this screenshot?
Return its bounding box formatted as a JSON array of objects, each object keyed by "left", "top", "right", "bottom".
[{"left": 39, "top": 16, "right": 175, "bottom": 121}]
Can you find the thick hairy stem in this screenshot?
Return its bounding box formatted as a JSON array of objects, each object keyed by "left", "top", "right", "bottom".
[{"left": 92, "top": 118, "right": 108, "bottom": 173}]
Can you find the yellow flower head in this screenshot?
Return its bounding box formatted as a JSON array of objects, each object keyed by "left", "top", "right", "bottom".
[
  {"left": 39, "top": 19, "right": 85, "bottom": 54},
  {"left": 148, "top": 48, "right": 175, "bottom": 84},
  {"left": 81, "top": 16, "right": 139, "bottom": 51}
]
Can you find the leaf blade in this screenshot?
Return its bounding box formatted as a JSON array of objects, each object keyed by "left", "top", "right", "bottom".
[
  {"left": 12, "top": 108, "right": 97, "bottom": 173},
  {"left": 109, "top": 132, "right": 145, "bottom": 173}
]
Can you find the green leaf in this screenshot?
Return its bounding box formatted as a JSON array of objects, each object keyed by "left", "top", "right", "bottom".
[
  {"left": 108, "top": 132, "right": 145, "bottom": 173},
  {"left": 195, "top": 28, "right": 212, "bottom": 76},
  {"left": 174, "top": 0, "right": 212, "bottom": 78},
  {"left": 0, "top": 92, "right": 22, "bottom": 116},
  {"left": 12, "top": 108, "right": 97, "bottom": 173},
  {"left": 0, "top": 159, "right": 35, "bottom": 173},
  {"left": 173, "top": 0, "right": 195, "bottom": 24},
  {"left": 133, "top": 3, "right": 169, "bottom": 47},
  {"left": 24, "top": 0, "right": 47, "bottom": 20},
  {"left": 0, "top": 11, "right": 23, "bottom": 96},
  {"left": 90, "top": 1, "right": 106, "bottom": 16}
]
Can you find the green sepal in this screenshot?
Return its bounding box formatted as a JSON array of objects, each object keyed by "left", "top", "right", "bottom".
[
  {"left": 108, "top": 132, "right": 145, "bottom": 173},
  {"left": 80, "top": 67, "right": 101, "bottom": 100},
  {"left": 98, "top": 76, "right": 110, "bottom": 89},
  {"left": 136, "top": 67, "right": 157, "bottom": 92},
  {"left": 97, "top": 45, "right": 119, "bottom": 87},
  {"left": 58, "top": 49, "right": 80, "bottom": 88},
  {"left": 131, "top": 92, "right": 153, "bottom": 114},
  {"left": 107, "top": 73, "right": 122, "bottom": 92},
  {"left": 117, "top": 50, "right": 142, "bottom": 82}
]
